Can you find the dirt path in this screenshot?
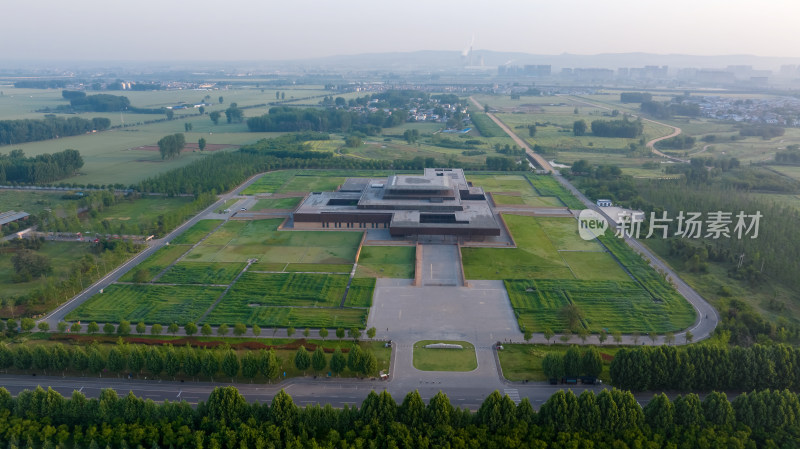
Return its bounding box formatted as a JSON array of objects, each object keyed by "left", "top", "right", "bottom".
[
  {"left": 567, "top": 96, "right": 687, "bottom": 162},
  {"left": 469, "top": 97, "right": 554, "bottom": 172}
]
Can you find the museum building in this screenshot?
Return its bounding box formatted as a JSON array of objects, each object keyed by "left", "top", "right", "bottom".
[{"left": 292, "top": 168, "right": 501, "bottom": 238}]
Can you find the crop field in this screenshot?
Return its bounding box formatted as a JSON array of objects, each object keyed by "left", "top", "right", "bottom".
[
  {"left": 505, "top": 279, "right": 690, "bottom": 333},
  {"left": 205, "top": 306, "right": 367, "bottom": 328},
  {"left": 170, "top": 220, "right": 222, "bottom": 245},
  {"left": 241, "top": 171, "right": 298, "bottom": 194},
  {"left": 253, "top": 197, "right": 302, "bottom": 210},
  {"left": 355, "top": 246, "right": 415, "bottom": 279},
  {"left": 468, "top": 174, "right": 564, "bottom": 207},
  {"left": 119, "top": 244, "right": 189, "bottom": 282},
  {"left": 183, "top": 219, "right": 361, "bottom": 265},
  {"left": 463, "top": 215, "right": 625, "bottom": 280},
  {"left": 222, "top": 272, "right": 348, "bottom": 308},
  {"left": 65, "top": 284, "right": 224, "bottom": 325},
  {"left": 157, "top": 261, "right": 246, "bottom": 285},
  {"left": 470, "top": 113, "right": 505, "bottom": 137},
  {"left": 765, "top": 165, "right": 800, "bottom": 182},
  {"left": 284, "top": 263, "right": 352, "bottom": 273},
  {"left": 525, "top": 174, "right": 586, "bottom": 209},
  {"left": 344, "top": 278, "right": 376, "bottom": 307}
]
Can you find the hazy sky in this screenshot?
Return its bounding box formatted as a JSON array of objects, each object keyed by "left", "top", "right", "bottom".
[{"left": 3, "top": 0, "right": 798, "bottom": 61}]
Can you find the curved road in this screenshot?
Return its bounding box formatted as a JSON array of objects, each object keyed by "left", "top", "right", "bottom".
[{"left": 468, "top": 96, "right": 718, "bottom": 343}]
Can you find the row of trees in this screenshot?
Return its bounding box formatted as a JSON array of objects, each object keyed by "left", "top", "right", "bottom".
[
  {"left": 610, "top": 344, "right": 800, "bottom": 392},
  {"left": 0, "top": 342, "right": 378, "bottom": 380},
  {"left": 0, "top": 116, "right": 110, "bottom": 146},
  {"left": 0, "top": 386, "right": 797, "bottom": 448},
  {"left": 0, "top": 148, "right": 84, "bottom": 184},
  {"left": 541, "top": 346, "right": 603, "bottom": 380},
  {"left": 590, "top": 118, "right": 644, "bottom": 138},
  {"left": 246, "top": 106, "right": 404, "bottom": 134}
]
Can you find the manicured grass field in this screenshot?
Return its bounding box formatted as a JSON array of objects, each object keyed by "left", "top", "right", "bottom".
[
  {"left": 412, "top": 340, "right": 477, "bottom": 371},
  {"left": 183, "top": 219, "right": 362, "bottom": 265},
  {"left": 119, "top": 244, "right": 190, "bottom": 282},
  {"left": 170, "top": 220, "right": 222, "bottom": 245},
  {"left": 497, "top": 344, "right": 619, "bottom": 382},
  {"left": 464, "top": 215, "right": 614, "bottom": 280},
  {"left": 241, "top": 171, "right": 298, "bottom": 194},
  {"left": 355, "top": 246, "right": 415, "bottom": 278},
  {"left": 468, "top": 174, "right": 564, "bottom": 207},
  {"left": 253, "top": 197, "right": 302, "bottom": 210},
  {"left": 560, "top": 251, "right": 630, "bottom": 281},
  {"left": 525, "top": 175, "right": 586, "bottom": 209},
  {"left": 344, "top": 278, "right": 376, "bottom": 307},
  {"left": 284, "top": 263, "right": 352, "bottom": 273},
  {"left": 157, "top": 261, "right": 246, "bottom": 285},
  {"left": 278, "top": 175, "right": 345, "bottom": 193},
  {"left": 65, "top": 284, "right": 224, "bottom": 325}
]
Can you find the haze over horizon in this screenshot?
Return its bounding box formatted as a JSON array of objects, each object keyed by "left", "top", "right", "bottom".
[{"left": 2, "top": 0, "right": 798, "bottom": 62}]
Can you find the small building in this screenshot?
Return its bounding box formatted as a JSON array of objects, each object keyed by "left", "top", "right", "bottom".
[
  {"left": 0, "top": 210, "right": 30, "bottom": 229},
  {"left": 596, "top": 199, "right": 613, "bottom": 207}
]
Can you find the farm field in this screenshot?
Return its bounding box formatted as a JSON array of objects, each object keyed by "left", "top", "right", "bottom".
[
  {"left": 119, "top": 244, "right": 189, "bottom": 282},
  {"left": 202, "top": 272, "right": 371, "bottom": 328},
  {"left": 767, "top": 165, "right": 800, "bottom": 182},
  {"left": 497, "top": 344, "right": 620, "bottom": 382},
  {"left": 170, "top": 219, "right": 222, "bottom": 245},
  {"left": 65, "top": 284, "right": 224, "bottom": 325},
  {"left": 278, "top": 175, "right": 346, "bottom": 193},
  {"left": 344, "top": 278, "right": 377, "bottom": 308},
  {"left": 413, "top": 340, "right": 477, "bottom": 371},
  {"left": 157, "top": 261, "right": 246, "bottom": 285},
  {"left": 355, "top": 246, "right": 415, "bottom": 279},
  {"left": 241, "top": 171, "right": 299, "bottom": 194},
  {"left": 182, "top": 219, "right": 362, "bottom": 265}
]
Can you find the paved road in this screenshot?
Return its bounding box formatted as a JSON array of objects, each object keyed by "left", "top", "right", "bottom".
[
  {"left": 0, "top": 373, "right": 616, "bottom": 410},
  {"left": 40, "top": 172, "right": 268, "bottom": 327}
]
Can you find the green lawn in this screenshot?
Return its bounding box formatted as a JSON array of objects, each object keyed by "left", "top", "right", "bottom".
[
  {"left": 241, "top": 171, "right": 298, "bottom": 194},
  {"left": 253, "top": 197, "right": 303, "bottom": 210},
  {"left": 468, "top": 174, "right": 564, "bottom": 207},
  {"left": 0, "top": 191, "right": 73, "bottom": 216},
  {"left": 65, "top": 284, "right": 224, "bottom": 325},
  {"left": 278, "top": 175, "right": 345, "bottom": 193},
  {"left": 355, "top": 246, "right": 415, "bottom": 278},
  {"left": 119, "top": 244, "right": 190, "bottom": 282},
  {"left": 497, "top": 344, "right": 620, "bottom": 382},
  {"left": 413, "top": 340, "right": 477, "bottom": 371},
  {"left": 157, "top": 261, "right": 246, "bottom": 285},
  {"left": 84, "top": 196, "right": 195, "bottom": 234},
  {"left": 170, "top": 220, "right": 223, "bottom": 245},
  {"left": 183, "top": 219, "right": 362, "bottom": 265}
]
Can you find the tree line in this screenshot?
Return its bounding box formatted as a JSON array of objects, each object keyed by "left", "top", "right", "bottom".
[
  {"left": 590, "top": 118, "right": 644, "bottom": 138},
  {"left": 610, "top": 344, "right": 800, "bottom": 392},
  {"left": 246, "top": 106, "right": 405, "bottom": 135},
  {"left": 541, "top": 346, "right": 603, "bottom": 380},
  {"left": 0, "top": 386, "right": 797, "bottom": 448},
  {"left": 0, "top": 116, "right": 110, "bottom": 146},
  {"left": 0, "top": 149, "right": 84, "bottom": 184},
  {"left": 136, "top": 134, "right": 500, "bottom": 196},
  {"left": 157, "top": 133, "right": 185, "bottom": 160},
  {"left": 0, "top": 342, "right": 379, "bottom": 381}
]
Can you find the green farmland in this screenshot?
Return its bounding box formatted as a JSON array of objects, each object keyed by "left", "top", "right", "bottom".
[
  {"left": 170, "top": 220, "right": 222, "bottom": 245},
  {"left": 65, "top": 284, "right": 224, "bottom": 325},
  {"left": 119, "top": 244, "right": 189, "bottom": 282},
  {"left": 157, "top": 261, "right": 246, "bottom": 285}
]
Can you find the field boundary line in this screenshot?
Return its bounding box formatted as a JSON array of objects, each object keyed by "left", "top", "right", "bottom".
[{"left": 197, "top": 259, "right": 256, "bottom": 323}]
